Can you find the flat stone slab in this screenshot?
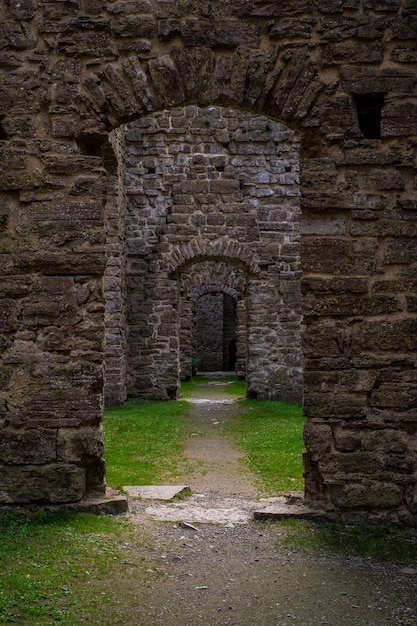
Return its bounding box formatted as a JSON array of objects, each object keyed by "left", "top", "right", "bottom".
[
  {"left": 2, "top": 489, "right": 129, "bottom": 515},
  {"left": 254, "top": 503, "right": 327, "bottom": 521},
  {"left": 144, "top": 503, "right": 252, "bottom": 524},
  {"left": 124, "top": 485, "right": 190, "bottom": 501},
  {"left": 186, "top": 398, "right": 236, "bottom": 405},
  {"left": 67, "top": 491, "right": 128, "bottom": 515}
]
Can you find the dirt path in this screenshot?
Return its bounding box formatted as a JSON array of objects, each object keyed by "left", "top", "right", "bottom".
[{"left": 124, "top": 378, "right": 417, "bottom": 626}]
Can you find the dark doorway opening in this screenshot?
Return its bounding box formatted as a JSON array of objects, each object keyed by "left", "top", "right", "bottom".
[{"left": 195, "top": 292, "right": 237, "bottom": 374}]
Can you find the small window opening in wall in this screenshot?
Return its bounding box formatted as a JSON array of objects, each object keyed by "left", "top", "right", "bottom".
[
  {"left": 247, "top": 390, "right": 258, "bottom": 400},
  {"left": 0, "top": 116, "right": 7, "bottom": 140},
  {"left": 77, "top": 133, "right": 105, "bottom": 157},
  {"left": 355, "top": 94, "right": 384, "bottom": 139}
]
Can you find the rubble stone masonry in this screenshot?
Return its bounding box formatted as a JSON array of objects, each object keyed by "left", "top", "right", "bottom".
[
  {"left": 118, "top": 106, "right": 302, "bottom": 401},
  {"left": 0, "top": 0, "right": 416, "bottom": 523}
]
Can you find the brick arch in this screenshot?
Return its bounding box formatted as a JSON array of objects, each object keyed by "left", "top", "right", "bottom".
[
  {"left": 180, "top": 266, "right": 246, "bottom": 299},
  {"left": 166, "top": 238, "right": 260, "bottom": 276},
  {"left": 1, "top": 2, "right": 417, "bottom": 523},
  {"left": 191, "top": 285, "right": 238, "bottom": 300},
  {"left": 177, "top": 260, "right": 248, "bottom": 380},
  {"left": 79, "top": 44, "right": 325, "bottom": 138}
]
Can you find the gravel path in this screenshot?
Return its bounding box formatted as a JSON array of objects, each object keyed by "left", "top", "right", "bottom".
[{"left": 125, "top": 378, "right": 417, "bottom": 626}]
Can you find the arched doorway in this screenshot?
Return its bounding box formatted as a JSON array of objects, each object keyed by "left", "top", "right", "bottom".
[
  {"left": 1, "top": 3, "right": 416, "bottom": 522},
  {"left": 105, "top": 105, "right": 303, "bottom": 403}
]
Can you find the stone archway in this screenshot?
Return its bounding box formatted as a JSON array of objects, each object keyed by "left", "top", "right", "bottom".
[
  {"left": 178, "top": 264, "right": 247, "bottom": 382},
  {"left": 1, "top": 2, "right": 416, "bottom": 523},
  {"left": 111, "top": 105, "right": 303, "bottom": 401}
]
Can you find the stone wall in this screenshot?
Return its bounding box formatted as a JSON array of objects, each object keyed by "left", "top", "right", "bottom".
[
  {"left": 0, "top": 0, "right": 416, "bottom": 523},
  {"left": 180, "top": 272, "right": 246, "bottom": 380},
  {"left": 122, "top": 105, "right": 302, "bottom": 400},
  {"left": 103, "top": 129, "right": 128, "bottom": 407}
]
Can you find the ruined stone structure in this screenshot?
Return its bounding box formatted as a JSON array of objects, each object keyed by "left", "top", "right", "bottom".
[
  {"left": 1, "top": 0, "right": 416, "bottom": 523},
  {"left": 105, "top": 106, "right": 302, "bottom": 402}
]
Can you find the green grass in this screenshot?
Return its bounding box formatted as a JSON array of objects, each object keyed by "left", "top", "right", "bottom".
[
  {"left": 180, "top": 375, "right": 246, "bottom": 398},
  {"left": 222, "top": 378, "right": 247, "bottom": 396},
  {"left": 280, "top": 518, "right": 417, "bottom": 566},
  {"left": 1, "top": 392, "right": 416, "bottom": 624},
  {"left": 0, "top": 510, "right": 147, "bottom": 625},
  {"left": 180, "top": 376, "right": 209, "bottom": 398},
  {"left": 104, "top": 399, "right": 189, "bottom": 489},
  {"left": 227, "top": 399, "right": 305, "bottom": 494}
]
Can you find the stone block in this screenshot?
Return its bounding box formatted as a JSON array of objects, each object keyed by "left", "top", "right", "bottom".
[
  {"left": 329, "top": 481, "right": 404, "bottom": 509},
  {"left": 392, "top": 15, "right": 417, "bottom": 39},
  {"left": 8, "top": 389, "right": 103, "bottom": 429},
  {"left": 364, "top": 0, "right": 400, "bottom": 9},
  {"left": 0, "top": 298, "right": 18, "bottom": 332},
  {"left": 57, "top": 31, "right": 113, "bottom": 57},
  {"left": 149, "top": 55, "right": 185, "bottom": 107},
  {"left": 57, "top": 426, "right": 104, "bottom": 464},
  {"left": 303, "top": 369, "right": 377, "bottom": 394},
  {"left": 302, "top": 321, "right": 341, "bottom": 358},
  {"left": 382, "top": 102, "right": 417, "bottom": 137},
  {"left": 0, "top": 428, "right": 57, "bottom": 465},
  {"left": 405, "top": 484, "right": 417, "bottom": 515},
  {"left": 0, "top": 464, "right": 86, "bottom": 504},
  {"left": 350, "top": 218, "right": 417, "bottom": 238},
  {"left": 362, "top": 429, "right": 408, "bottom": 454},
  {"left": 407, "top": 295, "right": 417, "bottom": 312},
  {"left": 301, "top": 214, "right": 347, "bottom": 235},
  {"left": 232, "top": 0, "right": 314, "bottom": 17},
  {"left": 21, "top": 276, "right": 78, "bottom": 327},
  {"left": 391, "top": 46, "right": 417, "bottom": 63},
  {"left": 340, "top": 66, "right": 416, "bottom": 94},
  {"left": 302, "top": 276, "right": 368, "bottom": 294},
  {"left": 370, "top": 384, "right": 417, "bottom": 410},
  {"left": 333, "top": 427, "right": 362, "bottom": 452},
  {"left": 301, "top": 237, "right": 378, "bottom": 274},
  {"left": 320, "top": 15, "right": 386, "bottom": 41},
  {"left": 383, "top": 239, "right": 417, "bottom": 264},
  {"left": 303, "top": 421, "right": 332, "bottom": 456},
  {"left": 304, "top": 293, "right": 400, "bottom": 317},
  {"left": 351, "top": 319, "right": 417, "bottom": 354},
  {"left": 14, "top": 252, "right": 106, "bottom": 276},
  {"left": 111, "top": 14, "right": 156, "bottom": 38},
  {"left": 269, "top": 18, "right": 316, "bottom": 39},
  {"left": 324, "top": 450, "right": 385, "bottom": 476},
  {"left": 321, "top": 42, "right": 383, "bottom": 65},
  {"left": 303, "top": 392, "right": 367, "bottom": 419}
]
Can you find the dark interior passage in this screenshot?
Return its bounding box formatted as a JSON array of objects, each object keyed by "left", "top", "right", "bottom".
[{"left": 195, "top": 293, "right": 237, "bottom": 372}]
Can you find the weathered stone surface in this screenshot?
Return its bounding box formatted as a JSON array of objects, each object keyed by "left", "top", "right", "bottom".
[
  {"left": 118, "top": 106, "right": 302, "bottom": 401},
  {"left": 301, "top": 237, "right": 378, "bottom": 275},
  {"left": 0, "top": 429, "right": 56, "bottom": 465},
  {"left": 329, "top": 481, "right": 404, "bottom": 509},
  {"left": 321, "top": 42, "right": 383, "bottom": 65},
  {"left": 0, "top": 0, "right": 415, "bottom": 523},
  {"left": 340, "top": 66, "right": 416, "bottom": 93},
  {"left": 0, "top": 465, "right": 86, "bottom": 504}
]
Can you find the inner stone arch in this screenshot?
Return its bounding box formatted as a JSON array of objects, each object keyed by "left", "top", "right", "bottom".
[
  {"left": 177, "top": 261, "right": 248, "bottom": 382},
  {"left": 104, "top": 104, "right": 303, "bottom": 403}
]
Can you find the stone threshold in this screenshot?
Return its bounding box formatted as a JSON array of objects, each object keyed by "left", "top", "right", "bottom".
[
  {"left": 254, "top": 492, "right": 328, "bottom": 521},
  {"left": 124, "top": 485, "right": 190, "bottom": 501},
  {"left": 0, "top": 489, "right": 128, "bottom": 515}
]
